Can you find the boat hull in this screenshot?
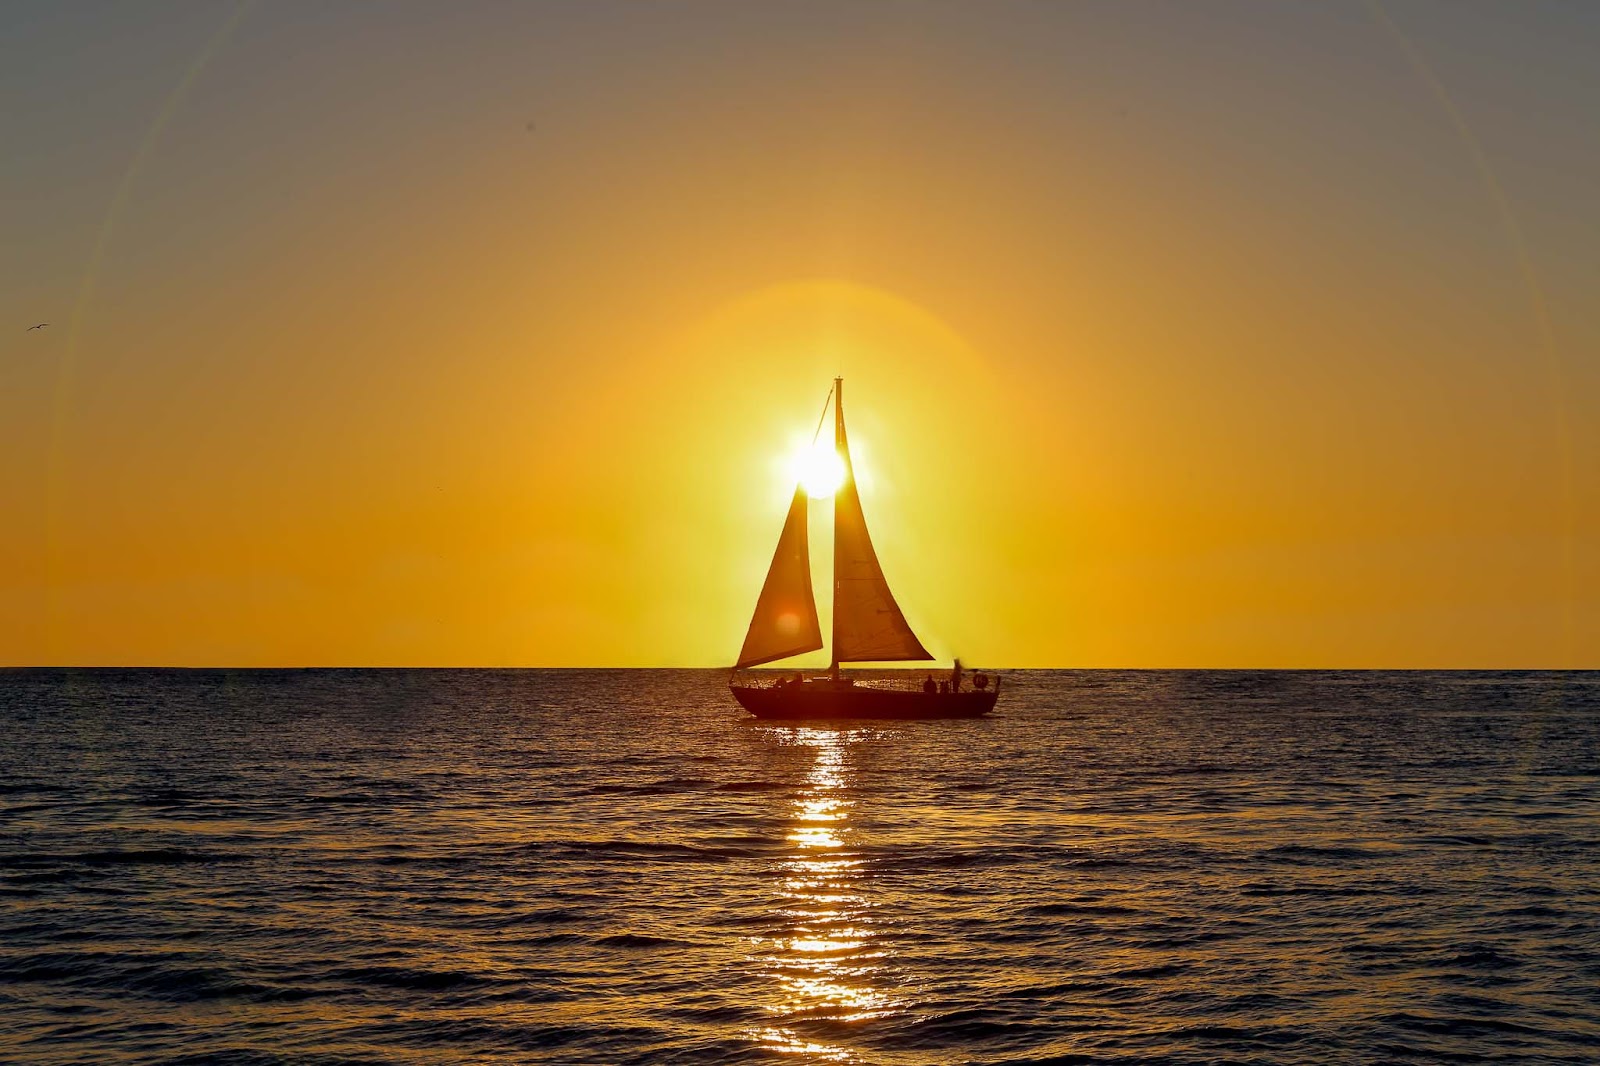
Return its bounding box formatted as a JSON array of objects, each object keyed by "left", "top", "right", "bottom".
[{"left": 731, "top": 683, "right": 997, "bottom": 720}]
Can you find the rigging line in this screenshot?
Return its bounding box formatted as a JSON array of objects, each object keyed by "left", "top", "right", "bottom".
[{"left": 809, "top": 383, "right": 835, "bottom": 446}]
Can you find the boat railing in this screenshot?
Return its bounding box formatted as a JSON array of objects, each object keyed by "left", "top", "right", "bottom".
[{"left": 731, "top": 669, "right": 1000, "bottom": 693}]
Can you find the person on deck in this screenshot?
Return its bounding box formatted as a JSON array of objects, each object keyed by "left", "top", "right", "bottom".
[{"left": 923, "top": 675, "right": 936, "bottom": 694}]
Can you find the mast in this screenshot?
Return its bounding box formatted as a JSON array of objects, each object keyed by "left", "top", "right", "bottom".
[{"left": 830, "top": 377, "right": 844, "bottom": 681}]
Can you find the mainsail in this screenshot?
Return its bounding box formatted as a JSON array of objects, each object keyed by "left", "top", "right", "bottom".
[
  {"left": 830, "top": 380, "right": 933, "bottom": 664},
  {"left": 735, "top": 486, "right": 824, "bottom": 669}
]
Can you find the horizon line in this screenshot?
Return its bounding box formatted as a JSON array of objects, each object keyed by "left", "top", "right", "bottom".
[{"left": 2, "top": 664, "right": 1595, "bottom": 673}]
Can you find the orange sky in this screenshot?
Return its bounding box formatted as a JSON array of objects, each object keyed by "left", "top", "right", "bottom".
[{"left": 2, "top": 2, "right": 1596, "bottom": 666}]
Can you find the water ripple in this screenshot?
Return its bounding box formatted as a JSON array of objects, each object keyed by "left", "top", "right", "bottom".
[{"left": 1, "top": 668, "right": 1597, "bottom": 1063}]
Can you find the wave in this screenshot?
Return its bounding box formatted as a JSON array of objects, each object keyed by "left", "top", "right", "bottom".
[
  {"left": 512, "top": 839, "right": 763, "bottom": 862},
  {"left": 3, "top": 848, "right": 241, "bottom": 868},
  {"left": 334, "top": 965, "right": 499, "bottom": 992},
  {"left": 593, "top": 933, "right": 700, "bottom": 949}
]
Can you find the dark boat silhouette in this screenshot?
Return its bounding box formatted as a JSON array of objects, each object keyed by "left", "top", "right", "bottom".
[{"left": 729, "top": 378, "right": 1000, "bottom": 720}]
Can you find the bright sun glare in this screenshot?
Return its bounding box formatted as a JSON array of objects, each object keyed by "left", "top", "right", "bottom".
[{"left": 796, "top": 444, "right": 846, "bottom": 499}]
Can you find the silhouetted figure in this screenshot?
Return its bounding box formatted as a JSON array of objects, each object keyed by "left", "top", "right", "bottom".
[
  {"left": 923, "top": 675, "right": 936, "bottom": 694},
  {"left": 974, "top": 672, "right": 989, "bottom": 691},
  {"left": 951, "top": 659, "right": 963, "bottom": 692},
  {"left": 939, "top": 680, "right": 949, "bottom": 694}
]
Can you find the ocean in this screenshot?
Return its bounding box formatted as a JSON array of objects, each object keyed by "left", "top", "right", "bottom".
[{"left": 2, "top": 669, "right": 1597, "bottom": 1064}]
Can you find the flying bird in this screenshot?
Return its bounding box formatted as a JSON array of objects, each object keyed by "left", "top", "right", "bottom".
[{"left": 27, "top": 323, "right": 48, "bottom": 331}]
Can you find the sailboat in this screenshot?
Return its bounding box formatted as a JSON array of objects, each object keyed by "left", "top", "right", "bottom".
[{"left": 730, "top": 378, "right": 1000, "bottom": 720}]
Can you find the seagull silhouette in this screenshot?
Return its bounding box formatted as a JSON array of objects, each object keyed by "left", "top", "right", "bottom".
[{"left": 27, "top": 323, "right": 48, "bottom": 331}]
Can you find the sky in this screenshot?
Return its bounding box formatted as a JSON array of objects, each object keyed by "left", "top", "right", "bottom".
[{"left": 2, "top": 0, "right": 1596, "bottom": 667}]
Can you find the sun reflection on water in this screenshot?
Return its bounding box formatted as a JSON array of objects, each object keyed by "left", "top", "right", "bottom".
[{"left": 749, "top": 728, "right": 904, "bottom": 1060}]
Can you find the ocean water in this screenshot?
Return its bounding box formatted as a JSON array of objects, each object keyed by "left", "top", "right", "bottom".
[{"left": 2, "top": 669, "right": 1598, "bottom": 1065}]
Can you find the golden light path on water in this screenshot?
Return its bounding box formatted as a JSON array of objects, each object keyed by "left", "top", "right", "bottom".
[{"left": 750, "top": 727, "right": 904, "bottom": 1061}]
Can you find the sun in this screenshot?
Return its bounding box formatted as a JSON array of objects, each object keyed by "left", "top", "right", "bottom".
[{"left": 796, "top": 443, "right": 846, "bottom": 499}]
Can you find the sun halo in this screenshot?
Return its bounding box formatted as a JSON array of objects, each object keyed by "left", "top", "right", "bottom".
[{"left": 795, "top": 443, "right": 846, "bottom": 499}]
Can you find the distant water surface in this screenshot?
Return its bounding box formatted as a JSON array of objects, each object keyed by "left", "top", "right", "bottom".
[{"left": 2, "top": 669, "right": 1598, "bottom": 1064}]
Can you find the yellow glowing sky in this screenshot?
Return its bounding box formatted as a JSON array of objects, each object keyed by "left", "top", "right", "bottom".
[{"left": 2, "top": 3, "right": 1596, "bottom": 666}]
